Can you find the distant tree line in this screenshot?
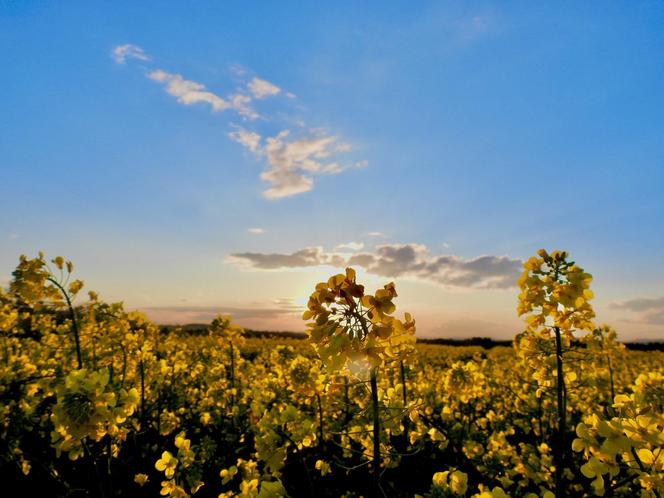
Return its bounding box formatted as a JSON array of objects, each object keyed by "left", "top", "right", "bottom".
[{"left": 159, "top": 324, "right": 664, "bottom": 351}]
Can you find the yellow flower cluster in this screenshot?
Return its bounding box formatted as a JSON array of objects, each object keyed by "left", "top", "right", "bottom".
[
  {"left": 573, "top": 376, "right": 664, "bottom": 496},
  {"left": 432, "top": 469, "right": 469, "bottom": 495},
  {"left": 1, "top": 252, "right": 662, "bottom": 497},
  {"left": 517, "top": 249, "right": 595, "bottom": 334},
  {"left": 287, "top": 355, "right": 324, "bottom": 396},
  {"left": 443, "top": 360, "right": 487, "bottom": 404},
  {"left": 50, "top": 367, "right": 138, "bottom": 460},
  {"left": 209, "top": 314, "right": 245, "bottom": 345},
  {"left": 303, "top": 267, "right": 415, "bottom": 372}
]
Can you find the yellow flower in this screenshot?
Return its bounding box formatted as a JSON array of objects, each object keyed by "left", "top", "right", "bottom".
[
  {"left": 303, "top": 267, "right": 415, "bottom": 372},
  {"left": 134, "top": 473, "right": 149, "bottom": 486},
  {"left": 174, "top": 434, "right": 190, "bottom": 452},
  {"left": 433, "top": 470, "right": 468, "bottom": 495},
  {"left": 219, "top": 465, "right": 238, "bottom": 485},
  {"left": 68, "top": 279, "right": 84, "bottom": 295},
  {"left": 155, "top": 451, "right": 178, "bottom": 479},
  {"left": 160, "top": 480, "right": 188, "bottom": 497},
  {"left": 239, "top": 478, "right": 259, "bottom": 496},
  {"left": 315, "top": 459, "right": 331, "bottom": 476}
]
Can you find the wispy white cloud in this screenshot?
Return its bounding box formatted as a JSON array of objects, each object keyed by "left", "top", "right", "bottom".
[
  {"left": 8, "top": 233, "right": 20, "bottom": 241},
  {"left": 248, "top": 77, "right": 281, "bottom": 99},
  {"left": 367, "top": 231, "right": 385, "bottom": 237},
  {"left": 146, "top": 69, "right": 282, "bottom": 119},
  {"left": 229, "top": 125, "right": 262, "bottom": 152},
  {"left": 148, "top": 69, "right": 258, "bottom": 119},
  {"left": 263, "top": 130, "right": 340, "bottom": 198},
  {"left": 229, "top": 243, "right": 522, "bottom": 289},
  {"left": 229, "top": 64, "right": 248, "bottom": 77},
  {"left": 112, "top": 44, "right": 150, "bottom": 64},
  {"left": 229, "top": 126, "right": 365, "bottom": 199},
  {"left": 334, "top": 242, "right": 364, "bottom": 251},
  {"left": 114, "top": 44, "right": 363, "bottom": 198},
  {"left": 227, "top": 93, "right": 257, "bottom": 119},
  {"left": 148, "top": 70, "right": 228, "bottom": 111},
  {"left": 247, "top": 227, "right": 265, "bottom": 235}
]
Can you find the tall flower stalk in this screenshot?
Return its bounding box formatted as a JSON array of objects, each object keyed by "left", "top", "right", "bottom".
[
  {"left": 516, "top": 249, "right": 596, "bottom": 498},
  {"left": 302, "top": 267, "right": 415, "bottom": 495},
  {"left": 11, "top": 253, "right": 85, "bottom": 369}
]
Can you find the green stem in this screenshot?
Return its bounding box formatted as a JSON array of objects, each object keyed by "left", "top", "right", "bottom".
[
  {"left": 3, "top": 336, "right": 9, "bottom": 366},
  {"left": 606, "top": 352, "right": 615, "bottom": 404},
  {"left": 229, "top": 342, "right": 235, "bottom": 389},
  {"left": 370, "top": 367, "right": 381, "bottom": 495},
  {"left": 399, "top": 360, "right": 409, "bottom": 448},
  {"left": 47, "top": 277, "right": 82, "bottom": 369},
  {"left": 344, "top": 376, "right": 350, "bottom": 427},
  {"left": 118, "top": 342, "right": 127, "bottom": 387},
  {"left": 82, "top": 442, "right": 106, "bottom": 498},
  {"left": 139, "top": 359, "right": 146, "bottom": 426},
  {"left": 630, "top": 446, "right": 662, "bottom": 498},
  {"left": 316, "top": 392, "right": 324, "bottom": 450},
  {"left": 631, "top": 447, "right": 662, "bottom": 498},
  {"left": 537, "top": 395, "right": 544, "bottom": 441},
  {"left": 553, "top": 325, "right": 566, "bottom": 498},
  {"left": 229, "top": 341, "right": 236, "bottom": 410}
]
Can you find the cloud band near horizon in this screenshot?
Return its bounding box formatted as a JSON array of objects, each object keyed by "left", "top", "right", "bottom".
[
  {"left": 228, "top": 243, "right": 523, "bottom": 289},
  {"left": 610, "top": 296, "right": 664, "bottom": 325}
]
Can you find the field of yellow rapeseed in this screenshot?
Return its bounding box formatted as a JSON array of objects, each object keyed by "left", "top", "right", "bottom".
[{"left": 0, "top": 251, "right": 662, "bottom": 497}]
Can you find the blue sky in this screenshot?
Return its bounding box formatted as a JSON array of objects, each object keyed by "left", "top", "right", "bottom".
[{"left": 1, "top": 1, "right": 663, "bottom": 339}]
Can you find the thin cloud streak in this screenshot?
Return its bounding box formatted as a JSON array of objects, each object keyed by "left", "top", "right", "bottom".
[
  {"left": 148, "top": 69, "right": 258, "bottom": 119},
  {"left": 248, "top": 77, "right": 281, "bottom": 99},
  {"left": 112, "top": 44, "right": 150, "bottom": 64},
  {"left": 140, "top": 300, "right": 301, "bottom": 324},
  {"left": 334, "top": 242, "right": 364, "bottom": 251}
]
